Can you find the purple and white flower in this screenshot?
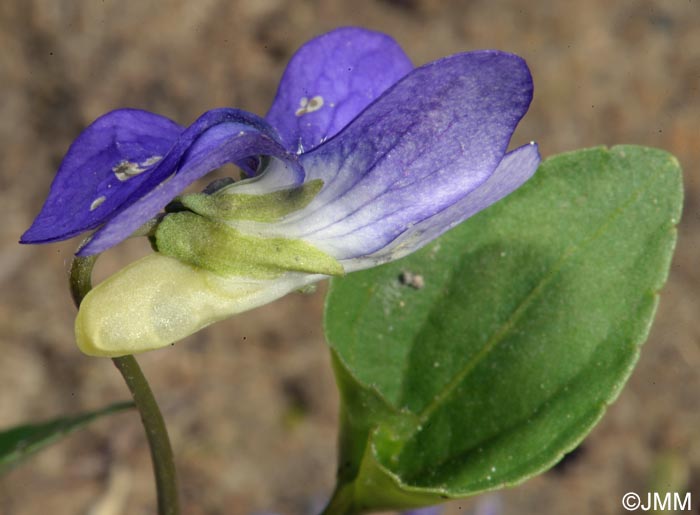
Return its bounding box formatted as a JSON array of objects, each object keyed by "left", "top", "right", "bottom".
[{"left": 21, "top": 27, "right": 540, "bottom": 356}]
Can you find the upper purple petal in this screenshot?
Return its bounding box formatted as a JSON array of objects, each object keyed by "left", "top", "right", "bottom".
[
  {"left": 78, "top": 112, "right": 302, "bottom": 256},
  {"left": 275, "top": 50, "right": 534, "bottom": 261},
  {"left": 266, "top": 27, "right": 413, "bottom": 154},
  {"left": 20, "top": 109, "right": 183, "bottom": 244}
]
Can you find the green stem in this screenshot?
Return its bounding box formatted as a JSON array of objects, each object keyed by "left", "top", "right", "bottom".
[
  {"left": 111, "top": 355, "right": 179, "bottom": 515},
  {"left": 320, "top": 484, "right": 356, "bottom": 515},
  {"left": 70, "top": 250, "right": 180, "bottom": 515}
]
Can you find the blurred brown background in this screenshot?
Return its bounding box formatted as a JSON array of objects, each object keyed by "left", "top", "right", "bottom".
[{"left": 0, "top": 0, "right": 698, "bottom": 514}]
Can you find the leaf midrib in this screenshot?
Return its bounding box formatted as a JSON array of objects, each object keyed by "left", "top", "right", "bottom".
[{"left": 414, "top": 152, "right": 664, "bottom": 425}]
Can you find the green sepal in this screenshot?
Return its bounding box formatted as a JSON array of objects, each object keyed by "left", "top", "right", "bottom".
[
  {"left": 154, "top": 211, "right": 344, "bottom": 279},
  {"left": 178, "top": 179, "right": 324, "bottom": 222}
]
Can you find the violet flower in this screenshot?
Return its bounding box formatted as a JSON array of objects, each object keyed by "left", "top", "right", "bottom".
[{"left": 21, "top": 27, "right": 540, "bottom": 357}]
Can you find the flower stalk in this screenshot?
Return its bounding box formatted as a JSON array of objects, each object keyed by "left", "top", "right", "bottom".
[{"left": 70, "top": 251, "right": 180, "bottom": 515}]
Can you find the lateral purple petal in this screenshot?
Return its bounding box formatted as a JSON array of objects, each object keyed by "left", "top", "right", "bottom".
[
  {"left": 20, "top": 109, "right": 183, "bottom": 244},
  {"left": 281, "top": 51, "right": 534, "bottom": 260},
  {"left": 350, "top": 142, "right": 541, "bottom": 269},
  {"left": 78, "top": 119, "right": 302, "bottom": 256},
  {"left": 266, "top": 27, "right": 413, "bottom": 154}
]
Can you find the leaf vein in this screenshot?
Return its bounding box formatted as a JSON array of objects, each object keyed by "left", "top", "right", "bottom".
[{"left": 416, "top": 154, "right": 663, "bottom": 423}]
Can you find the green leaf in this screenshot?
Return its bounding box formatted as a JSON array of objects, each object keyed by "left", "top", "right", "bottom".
[
  {"left": 0, "top": 401, "right": 134, "bottom": 473},
  {"left": 323, "top": 146, "right": 682, "bottom": 512}
]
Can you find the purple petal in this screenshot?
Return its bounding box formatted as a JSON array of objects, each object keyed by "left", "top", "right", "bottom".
[
  {"left": 401, "top": 507, "right": 443, "bottom": 515},
  {"left": 266, "top": 27, "right": 412, "bottom": 154},
  {"left": 352, "top": 143, "right": 541, "bottom": 269},
  {"left": 20, "top": 109, "right": 183, "bottom": 244},
  {"left": 99, "top": 107, "right": 289, "bottom": 202},
  {"left": 278, "top": 51, "right": 534, "bottom": 261},
  {"left": 79, "top": 115, "right": 302, "bottom": 255}
]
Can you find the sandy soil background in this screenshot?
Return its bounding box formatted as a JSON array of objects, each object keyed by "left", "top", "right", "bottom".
[{"left": 0, "top": 1, "right": 698, "bottom": 514}]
